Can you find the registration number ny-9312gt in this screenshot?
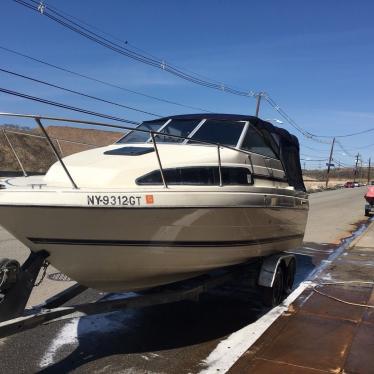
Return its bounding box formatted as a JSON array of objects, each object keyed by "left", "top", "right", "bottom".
[{"left": 87, "top": 194, "right": 142, "bottom": 206}]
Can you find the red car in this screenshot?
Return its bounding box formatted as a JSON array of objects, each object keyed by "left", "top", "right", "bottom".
[{"left": 344, "top": 181, "right": 354, "bottom": 188}]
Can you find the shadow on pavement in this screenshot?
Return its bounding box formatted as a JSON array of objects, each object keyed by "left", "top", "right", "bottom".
[{"left": 37, "top": 242, "right": 328, "bottom": 374}]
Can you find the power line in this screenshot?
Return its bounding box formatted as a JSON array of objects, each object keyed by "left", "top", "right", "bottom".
[
  {"left": 13, "top": 0, "right": 257, "bottom": 98},
  {"left": 332, "top": 159, "right": 355, "bottom": 168},
  {"left": 0, "top": 67, "right": 161, "bottom": 117},
  {"left": 265, "top": 93, "right": 374, "bottom": 140},
  {"left": 335, "top": 140, "right": 355, "bottom": 158},
  {"left": 300, "top": 158, "right": 328, "bottom": 162},
  {"left": 13, "top": 0, "right": 374, "bottom": 143},
  {"left": 301, "top": 143, "right": 330, "bottom": 152},
  {"left": 300, "top": 152, "right": 325, "bottom": 158},
  {"left": 313, "top": 128, "right": 374, "bottom": 138},
  {"left": 32, "top": 1, "right": 226, "bottom": 89},
  {"left": 13, "top": 0, "right": 325, "bottom": 142},
  {"left": 0, "top": 45, "right": 212, "bottom": 113},
  {"left": 0, "top": 86, "right": 140, "bottom": 125},
  {"left": 336, "top": 140, "right": 374, "bottom": 151}
]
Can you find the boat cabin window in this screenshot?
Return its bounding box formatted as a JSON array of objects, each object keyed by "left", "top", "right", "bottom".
[
  {"left": 241, "top": 124, "right": 277, "bottom": 158},
  {"left": 117, "top": 121, "right": 166, "bottom": 144},
  {"left": 188, "top": 120, "right": 245, "bottom": 147},
  {"left": 136, "top": 167, "right": 253, "bottom": 186},
  {"left": 154, "top": 120, "right": 200, "bottom": 143}
]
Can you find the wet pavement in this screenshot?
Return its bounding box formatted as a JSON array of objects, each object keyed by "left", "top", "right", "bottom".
[
  {"left": 0, "top": 187, "right": 372, "bottom": 373},
  {"left": 229, "top": 220, "right": 374, "bottom": 374}
]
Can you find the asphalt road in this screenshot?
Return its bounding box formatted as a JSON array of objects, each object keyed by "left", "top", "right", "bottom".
[
  {"left": 304, "top": 186, "right": 368, "bottom": 243},
  {"left": 0, "top": 187, "right": 370, "bottom": 374}
]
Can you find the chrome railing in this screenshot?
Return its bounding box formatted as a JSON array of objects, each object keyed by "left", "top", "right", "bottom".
[
  {"left": 0, "top": 112, "right": 255, "bottom": 189},
  {"left": 2, "top": 128, "right": 99, "bottom": 153},
  {"left": 1, "top": 126, "right": 100, "bottom": 180},
  {"left": 1, "top": 128, "right": 27, "bottom": 177}
]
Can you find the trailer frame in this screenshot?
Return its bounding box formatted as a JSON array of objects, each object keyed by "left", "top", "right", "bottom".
[{"left": 0, "top": 250, "right": 296, "bottom": 339}]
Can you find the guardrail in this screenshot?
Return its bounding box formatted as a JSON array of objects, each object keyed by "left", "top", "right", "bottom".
[{"left": 0, "top": 112, "right": 255, "bottom": 189}]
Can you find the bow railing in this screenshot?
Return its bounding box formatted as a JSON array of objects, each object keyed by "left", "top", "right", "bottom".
[{"left": 0, "top": 112, "right": 255, "bottom": 189}]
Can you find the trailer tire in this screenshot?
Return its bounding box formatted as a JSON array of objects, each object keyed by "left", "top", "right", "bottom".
[
  {"left": 261, "top": 265, "right": 285, "bottom": 307},
  {"left": 365, "top": 210, "right": 370, "bottom": 217},
  {"left": 284, "top": 258, "right": 296, "bottom": 295}
]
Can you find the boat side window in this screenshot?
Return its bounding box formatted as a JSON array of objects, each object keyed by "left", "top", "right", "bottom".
[
  {"left": 241, "top": 124, "right": 278, "bottom": 158},
  {"left": 136, "top": 167, "right": 253, "bottom": 186},
  {"left": 188, "top": 120, "right": 245, "bottom": 147},
  {"left": 117, "top": 121, "right": 166, "bottom": 144},
  {"left": 154, "top": 120, "right": 200, "bottom": 143}
]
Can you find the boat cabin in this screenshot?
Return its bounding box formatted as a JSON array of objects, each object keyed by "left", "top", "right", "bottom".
[{"left": 44, "top": 114, "right": 305, "bottom": 192}]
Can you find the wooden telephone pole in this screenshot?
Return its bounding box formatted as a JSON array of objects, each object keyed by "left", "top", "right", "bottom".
[
  {"left": 368, "top": 158, "right": 371, "bottom": 184},
  {"left": 353, "top": 153, "right": 360, "bottom": 183},
  {"left": 325, "top": 137, "right": 335, "bottom": 188}
]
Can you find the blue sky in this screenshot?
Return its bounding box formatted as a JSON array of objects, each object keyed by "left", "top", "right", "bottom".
[{"left": 1, "top": 0, "right": 374, "bottom": 168}]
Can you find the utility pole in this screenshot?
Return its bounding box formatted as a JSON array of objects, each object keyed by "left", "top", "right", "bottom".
[
  {"left": 353, "top": 153, "right": 360, "bottom": 183},
  {"left": 368, "top": 158, "right": 371, "bottom": 184},
  {"left": 255, "top": 92, "right": 262, "bottom": 117},
  {"left": 325, "top": 137, "right": 335, "bottom": 188}
]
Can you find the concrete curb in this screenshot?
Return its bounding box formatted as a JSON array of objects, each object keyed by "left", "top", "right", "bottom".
[{"left": 347, "top": 218, "right": 374, "bottom": 250}]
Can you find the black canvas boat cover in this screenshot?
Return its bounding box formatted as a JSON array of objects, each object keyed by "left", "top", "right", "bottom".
[{"left": 144, "top": 113, "right": 306, "bottom": 192}]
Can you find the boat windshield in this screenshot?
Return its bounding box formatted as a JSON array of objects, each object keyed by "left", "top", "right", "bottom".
[
  {"left": 118, "top": 118, "right": 246, "bottom": 146},
  {"left": 154, "top": 119, "right": 200, "bottom": 143},
  {"left": 118, "top": 119, "right": 200, "bottom": 144},
  {"left": 188, "top": 120, "right": 245, "bottom": 147},
  {"left": 117, "top": 120, "right": 166, "bottom": 144}
]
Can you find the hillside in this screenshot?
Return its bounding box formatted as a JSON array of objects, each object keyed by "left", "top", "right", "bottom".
[
  {"left": 0, "top": 125, "right": 125, "bottom": 174},
  {"left": 304, "top": 167, "right": 370, "bottom": 182}
]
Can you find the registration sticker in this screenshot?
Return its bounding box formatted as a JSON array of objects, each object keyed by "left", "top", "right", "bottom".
[
  {"left": 145, "top": 194, "right": 154, "bottom": 204},
  {"left": 87, "top": 194, "right": 142, "bottom": 206}
]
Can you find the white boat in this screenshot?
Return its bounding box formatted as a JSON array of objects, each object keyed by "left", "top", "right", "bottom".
[{"left": 0, "top": 113, "right": 309, "bottom": 292}]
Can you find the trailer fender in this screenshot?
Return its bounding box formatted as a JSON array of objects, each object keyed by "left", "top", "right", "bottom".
[{"left": 258, "top": 253, "right": 295, "bottom": 288}]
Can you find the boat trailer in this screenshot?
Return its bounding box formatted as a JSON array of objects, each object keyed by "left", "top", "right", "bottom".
[
  {"left": 365, "top": 187, "right": 374, "bottom": 217},
  {"left": 365, "top": 202, "right": 374, "bottom": 217},
  {"left": 0, "top": 251, "right": 296, "bottom": 339}
]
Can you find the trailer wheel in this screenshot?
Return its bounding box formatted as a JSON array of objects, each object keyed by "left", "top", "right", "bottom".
[
  {"left": 365, "top": 209, "right": 370, "bottom": 217},
  {"left": 284, "top": 258, "right": 296, "bottom": 295},
  {"left": 261, "top": 266, "right": 284, "bottom": 307}
]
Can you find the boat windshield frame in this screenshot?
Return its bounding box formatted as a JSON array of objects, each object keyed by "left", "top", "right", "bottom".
[
  {"left": 117, "top": 118, "right": 281, "bottom": 161},
  {"left": 117, "top": 118, "right": 252, "bottom": 148}
]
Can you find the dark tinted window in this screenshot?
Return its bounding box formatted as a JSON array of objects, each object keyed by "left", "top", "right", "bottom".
[
  {"left": 155, "top": 120, "right": 200, "bottom": 143},
  {"left": 241, "top": 124, "right": 277, "bottom": 158},
  {"left": 188, "top": 120, "right": 245, "bottom": 146},
  {"left": 118, "top": 121, "right": 166, "bottom": 144},
  {"left": 136, "top": 167, "right": 252, "bottom": 186}
]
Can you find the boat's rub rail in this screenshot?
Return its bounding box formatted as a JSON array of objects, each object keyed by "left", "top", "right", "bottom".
[
  {"left": 0, "top": 188, "right": 308, "bottom": 209},
  {"left": 0, "top": 186, "right": 307, "bottom": 197},
  {"left": 27, "top": 233, "right": 305, "bottom": 247}
]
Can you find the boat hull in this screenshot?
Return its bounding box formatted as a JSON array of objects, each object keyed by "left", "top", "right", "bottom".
[{"left": 0, "top": 204, "right": 307, "bottom": 291}]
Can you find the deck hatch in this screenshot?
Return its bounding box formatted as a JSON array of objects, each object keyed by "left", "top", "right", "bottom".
[{"left": 104, "top": 147, "right": 155, "bottom": 156}]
